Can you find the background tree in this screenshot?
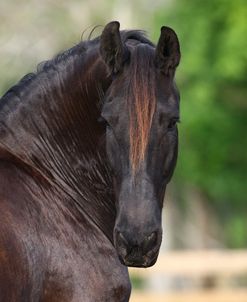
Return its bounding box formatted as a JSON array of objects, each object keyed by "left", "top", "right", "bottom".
[{"left": 152, "top": 0, "right": 247, "bottom": 247}]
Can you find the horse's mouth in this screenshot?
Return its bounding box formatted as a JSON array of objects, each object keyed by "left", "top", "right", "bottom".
[
  {"left": 118, "top": 251, "right": 159, "bottom": 268},
  {"left": 115, "top": 230, "right": 162, "bottom": 268}
]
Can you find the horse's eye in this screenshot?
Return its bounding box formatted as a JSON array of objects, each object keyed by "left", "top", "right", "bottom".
[
  {"left": 168, "top": 118, "right": 179, "bottom": 130},
  {"left": 98, "top": 116, "right": 109, "bottom": 127}
]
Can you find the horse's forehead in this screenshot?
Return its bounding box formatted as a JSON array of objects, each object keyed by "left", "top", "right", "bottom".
[{"left": 126, "top": 40, "right": 155, "bottom": 52}]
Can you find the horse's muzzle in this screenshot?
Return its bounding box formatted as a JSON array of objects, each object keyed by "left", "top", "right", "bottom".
[{"left": 114, "top": 230, "right": 161, "bottom": 267}]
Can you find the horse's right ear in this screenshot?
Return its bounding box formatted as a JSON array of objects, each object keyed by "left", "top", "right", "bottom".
[{"left": 100, "top": 21, "right": 126, "bottom": 75}]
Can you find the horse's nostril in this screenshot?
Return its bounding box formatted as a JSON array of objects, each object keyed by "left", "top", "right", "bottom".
[
  {"left": 116, "top": 231, "right": 129, "bottom": 247},
  {"left": 142, "top": 231, "right": 158, "bottom": 253},
  {"left": 149, "top": 232, "right": 156, "bottom": 242}
]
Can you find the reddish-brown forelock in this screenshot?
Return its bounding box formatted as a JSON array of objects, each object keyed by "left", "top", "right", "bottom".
[{"left": 127, "top": 45, "right": 156, "bottom": 174}]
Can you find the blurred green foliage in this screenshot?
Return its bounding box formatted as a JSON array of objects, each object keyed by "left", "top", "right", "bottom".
[{"left": 153, "top": 0, "right": 247, "bottom": 247}]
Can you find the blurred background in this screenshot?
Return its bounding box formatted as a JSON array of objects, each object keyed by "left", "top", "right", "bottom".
[{"left": 0, "top": 0, "right": 246, "bottom": 301}]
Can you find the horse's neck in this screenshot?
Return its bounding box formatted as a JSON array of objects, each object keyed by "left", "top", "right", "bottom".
[
  {"left": 1, "top": 48, "right": 102, "bottom": 160},
  {"left": 0, "top": 46, "right": 116, "bottom": 241}
]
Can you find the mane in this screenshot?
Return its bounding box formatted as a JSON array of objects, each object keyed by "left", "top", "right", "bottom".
[
  {"left": 0, "top": 30, "right": 152, "bottom": 111},
  {"left": 0, "top": 28, "right": 155, "bottom": 238},
  {"left": 0, "top": 29, "right": 155, "bottom": 174},
  {"left": 0, "top": 28, "right": 155, "bottom": 161},
  {"left": 0, "top": 41, "right": 87, "bottom": 112}
]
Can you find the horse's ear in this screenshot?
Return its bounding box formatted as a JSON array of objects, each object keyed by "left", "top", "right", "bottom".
[
  {"left": 100, "top": 21, "right": 126, "bottom": 74},
  {"left": 155, "top": 26, "right": 181, "bottom": 77}
]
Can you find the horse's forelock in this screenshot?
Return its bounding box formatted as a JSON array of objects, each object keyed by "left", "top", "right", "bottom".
[{"left": 127, "top": 45, "right": 156, "bottom": 173}]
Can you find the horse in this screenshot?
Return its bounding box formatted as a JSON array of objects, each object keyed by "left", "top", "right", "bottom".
[{"left": 0, "top": 21, "right": 180, "bottom": 301}]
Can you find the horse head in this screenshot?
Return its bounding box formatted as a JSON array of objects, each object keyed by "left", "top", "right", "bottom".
[{"left": 99, "top": 22, "right": 180, "bottom": 267}]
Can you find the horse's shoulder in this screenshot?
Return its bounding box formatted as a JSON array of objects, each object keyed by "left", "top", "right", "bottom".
[{"left": 0, "top": 204, "right": 32, "bottom": 300}]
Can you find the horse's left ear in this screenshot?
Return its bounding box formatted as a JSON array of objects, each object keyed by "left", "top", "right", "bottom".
[
  {"left": 100, "top": 21, "right": 127, "bottom": 75},
  {"left": 155, "top": 26, "right": 181, "bottom": 77}
]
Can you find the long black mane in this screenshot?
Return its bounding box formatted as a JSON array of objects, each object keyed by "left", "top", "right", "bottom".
[
  {"left": 0, "top": 30, "right": 152, "bottom": 112},
  {"left": 0, "top": 30, "right": 154, "bottom": 241}
]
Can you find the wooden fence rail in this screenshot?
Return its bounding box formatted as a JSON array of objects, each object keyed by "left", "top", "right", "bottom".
[
  {"left": 129, "top": 250, "right": 247, "bottom": 302},
  {"left": 131, "top": 289, "right": 247, "bottom": 302}
]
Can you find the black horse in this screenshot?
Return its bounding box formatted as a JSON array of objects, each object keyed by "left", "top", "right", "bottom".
[{"left": 0, "top": 21, "right": 180, "bottom": 301}]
